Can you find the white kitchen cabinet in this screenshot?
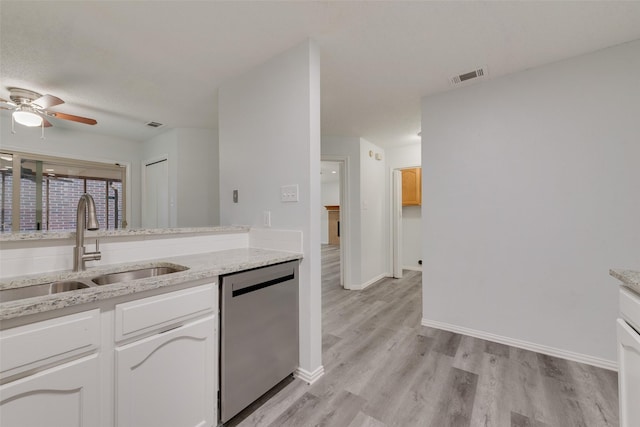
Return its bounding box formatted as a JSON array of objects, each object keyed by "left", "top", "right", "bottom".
[
  {"left": 618, "top": 286, "right": 640, "bottom": 427},
  {"left": 617, "top": 319, "right": 640, "bottom": 427},
  {"left": 0, "top": 354, "right": 100, "bottom": 427},
  {"left": 115, "top": 314, "right": 217, "bottom": 427},
  {"left": 0, "top": 309, "right": 100, "bottom": 380},
  {"left": 1, "top": 280, "right": 218, "bottom": 427}
]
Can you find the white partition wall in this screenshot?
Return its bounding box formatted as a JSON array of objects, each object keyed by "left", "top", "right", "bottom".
[
  {"left": 420, "top": 40, "right": 640, "bottom": 368},
  {"left": 218, "top": 40, "right": 323, "bottom": 380}
]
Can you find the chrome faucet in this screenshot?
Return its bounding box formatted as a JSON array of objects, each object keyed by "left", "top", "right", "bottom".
[{"left": 73, "top": 193, "right": 101, "bottom": 272}]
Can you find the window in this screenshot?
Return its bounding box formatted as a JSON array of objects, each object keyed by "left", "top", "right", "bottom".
[{"left": 0, "top": 151, "right": 126, "bottom": 232}]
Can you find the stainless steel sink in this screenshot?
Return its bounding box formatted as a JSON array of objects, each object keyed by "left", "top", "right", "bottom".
[
  {"left": 0, "top": 281, "right": 91, "bottom": 303},
  {"left": 91, "top": 266, "right": 187, "bottom": 286},
  {"left": 0, "top": 264, "right": 189, "bottom": 304}
]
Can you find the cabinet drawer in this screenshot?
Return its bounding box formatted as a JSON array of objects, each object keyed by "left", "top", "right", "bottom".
[
  {"left": 115, "top": 283, "right": 215, "bottom": 342},
  {"left": 0, "top": 309, "right": 100, "bottom": 379},
  {"left": 620, "top": 287, "right": 640, "bottom": 332}
]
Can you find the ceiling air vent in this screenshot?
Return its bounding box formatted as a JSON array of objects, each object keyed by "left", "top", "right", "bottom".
[
  {"left": 450, "top": 66, "right": 488, "bottom": 86},
  {"left": 146, "top": 121, "right": 164, "bottom": 128}
]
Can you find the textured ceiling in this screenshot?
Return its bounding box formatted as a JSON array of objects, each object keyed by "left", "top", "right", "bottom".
[{"left": 2, "top": 1, "right": 640, "bottom": 148}]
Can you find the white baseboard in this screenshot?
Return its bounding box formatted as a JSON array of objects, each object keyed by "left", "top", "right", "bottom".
[
  {"left": 421, "top": 318, "right": 618, "bottom": 371},
  {"left": 403, "top": 266, "right": 422, "bottom": 272},
  {"left": 294, "top": 365, "right": 325, "bottom": 384},
  {"left": 350, "top": 273, "right": 386, "bottom": 290}
]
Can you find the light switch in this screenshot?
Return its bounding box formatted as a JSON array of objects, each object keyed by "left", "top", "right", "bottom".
[
  {"left": 280, "top": 184, "right": 299, "bottom": 202},
  {"left": 263, "top": 211, "right": 271, "bottom": 227},
  {"left": 233, "top": 190, "right": 238, "bottom": 203}
]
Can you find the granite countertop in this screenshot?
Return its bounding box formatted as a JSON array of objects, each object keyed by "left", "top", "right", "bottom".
[
  {"left": 0, "top": 225, "right": 250, "bottom": 242},
  {"left": 0, "top": 248, "right": 302, "bottom": 320},
  {"left": 610, "top": 269, "right": 640, "bottom": 295}
]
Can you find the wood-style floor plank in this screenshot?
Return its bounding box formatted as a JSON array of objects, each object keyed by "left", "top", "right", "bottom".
[{"left": 232, "top": 245, "right": 619, "bottom": 427}]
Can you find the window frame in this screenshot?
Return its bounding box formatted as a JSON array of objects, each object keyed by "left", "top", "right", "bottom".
[{"left": 1, "top": 149, "right": 127, "bottom": 232}]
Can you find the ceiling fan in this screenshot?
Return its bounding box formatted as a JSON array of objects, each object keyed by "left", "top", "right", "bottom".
[{"left": 1, "top": 88, "right": 97, "bottom": 136}]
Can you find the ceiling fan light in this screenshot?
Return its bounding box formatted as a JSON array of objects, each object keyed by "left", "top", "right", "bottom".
[{"left": 13, "top": 109, "right": 43, "bottom": 127}]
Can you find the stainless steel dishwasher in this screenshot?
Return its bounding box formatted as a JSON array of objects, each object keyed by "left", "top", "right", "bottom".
[{"left": 219, "top": 260, "right": 299, "bottom": 423}]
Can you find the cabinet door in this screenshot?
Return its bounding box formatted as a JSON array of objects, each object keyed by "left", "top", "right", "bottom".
[
  {"left": 0, "top": 354, "right": 100, "bottom": 427},
  {"left": 402, "top": 167, "right": 421, "bottom": 206},
  {"left": 618, "top": 318, "right": 640, "bottom": 427},
  {"left": 115, "top": 315, "right": 216, "bottom": 427},
  {"left": 328, "top": 210, "right": 340, "bottom": 245}
]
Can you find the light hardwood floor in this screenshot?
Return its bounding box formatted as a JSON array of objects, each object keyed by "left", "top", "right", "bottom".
[{"left": 231, "top": 245, "right": 619, "bottom": 427}]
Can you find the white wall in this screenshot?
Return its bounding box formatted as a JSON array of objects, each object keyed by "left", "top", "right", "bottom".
[
  {"left": 322, "top": 136, "right": 387, "bottom": 289},
  {"left": 321, "top": 179, "right": 339, "bottom": 244},
  {"left": 359, "top": 139, "right": 386, "bottom": 286},
  {"left": 176, "top": 128, "right": 219, "bottom": 227},
  {"left": 143, "top": 128, "right": 219, "bottom": 227},
  {"left": 386, "top": 144, "right": 422, "bottom": 271},
  {"left": 421, "top": 40, "right": 640, "bottom": 367},
  {"left": 402, "top": 206, "right": 421, "bottom": 269},
  {"left": 219, "top": 40, "right": 322, "bottom": 378},
  {"left": 0, "top": 116, "right": 142, "bottom": 227}
]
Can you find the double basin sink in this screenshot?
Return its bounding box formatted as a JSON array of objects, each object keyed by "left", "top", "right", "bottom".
[{"left": 0, "top": 265, "right": 188, "bottom": 304}]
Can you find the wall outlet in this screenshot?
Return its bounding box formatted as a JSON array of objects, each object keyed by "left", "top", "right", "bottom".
[
  {"left": 263, "top": 211, "right": 271, "bottom": 227},
  {"left": 280, "top": 184, "right": 299, "bottom": 202}
]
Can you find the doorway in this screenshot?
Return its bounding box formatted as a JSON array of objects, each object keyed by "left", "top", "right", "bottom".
[
  {"left": 391, "top": 166, "right": 422, "bottom": 278},
  {"left": 321, "top": 157, "right": 349, "bottom": 289}
]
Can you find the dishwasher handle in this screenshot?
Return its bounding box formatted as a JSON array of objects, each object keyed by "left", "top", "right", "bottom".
[{"left": 232, "top": 270, "right": 295, "bottom": 297}]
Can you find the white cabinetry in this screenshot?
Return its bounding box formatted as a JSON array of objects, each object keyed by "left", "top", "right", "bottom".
[
  {"left": 0, "top": 281, "right": 218, "bottom": 427},
  {"left": 0, "top": 355, "right": 100, "bottom": 427},
  {"left": 116, "top": 316, "right": 216, "bottom": 427},
  {"left": 0, "top": 310, "right": 101, "bottom": 427},
  {"left": 114, "top": 283, "right": 217, "bottom": 427},
  {"left": 618, "top": 287, "right": 640, "bottom": 427}
]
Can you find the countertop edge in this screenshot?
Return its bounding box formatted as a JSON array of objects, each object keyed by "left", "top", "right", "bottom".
[
  {"left": 0, "top": 225, "right": 251, "bottom": 242},
  {"left": 0, "top": 248, "right": 302, "bottom": 321},
  {"left": 610, "top": 268, "right": 640, "bottom": 295}
]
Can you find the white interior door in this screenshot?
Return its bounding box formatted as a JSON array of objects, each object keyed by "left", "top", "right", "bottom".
[
  {"left": 392, "top": 170, "right": 403, "bottom": 278},
  {"left": 143, "top": 159, "right": 169, "bottom": 228}
]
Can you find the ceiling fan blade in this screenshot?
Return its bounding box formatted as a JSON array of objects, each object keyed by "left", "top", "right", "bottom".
[
  {"left": 48, "top": 111, "right": 97, "bottom": 125},
  {"left": 43, "top": 117, "right": 53, "bottom": 128},
  {"left": 32, "top": 94, "right": 64, "bottom": 109},
  {"left": 0, "top": 98, "right": 17, "bottom": 109}
]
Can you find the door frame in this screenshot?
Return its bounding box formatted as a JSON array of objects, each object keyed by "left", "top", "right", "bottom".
[
  {"left": 321, "top": 155, "right": 351, "bottom": 289},
  {"left": 390, "top": 165, "right": 421, "bottom": 278},
  {"left": 392, "top": 169, "right": 403, "bottom": 279}
]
